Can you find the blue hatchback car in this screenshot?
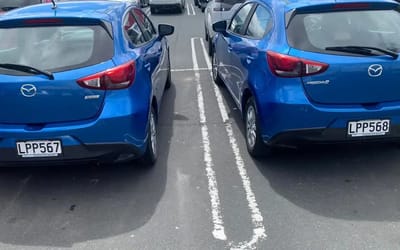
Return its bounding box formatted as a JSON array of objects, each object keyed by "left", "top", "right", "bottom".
[
  {"left": 212, "top": 0, "right": 400, "bottom": 156},
  {"left": 0, "top": 1, "right": 174, "bottom": 165}
]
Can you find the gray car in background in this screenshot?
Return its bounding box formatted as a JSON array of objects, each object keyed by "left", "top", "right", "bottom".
[{"left": 204, "top": 0, "right": 244, "bottom": 55}]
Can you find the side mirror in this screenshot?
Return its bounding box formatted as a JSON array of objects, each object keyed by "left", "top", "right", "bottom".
[
  {"left": 158, "top": 24, "right": 174, "bottom": 37},
  {"left": 212, "top": 20, "right": 227, "bottom": 35}
]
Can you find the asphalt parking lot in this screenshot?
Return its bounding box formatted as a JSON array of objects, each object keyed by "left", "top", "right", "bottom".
[{"left": 1, "top": 3, "right": 400, "bottom": 250}]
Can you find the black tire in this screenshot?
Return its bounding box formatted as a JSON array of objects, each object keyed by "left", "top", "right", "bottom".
[
  {"left": 244, "top": 97, "right": 269, "bottom": 157},
  {"left": 205, "top": 26, "right": 209, "bottom": 41},
  {"left": 201, "top": 6, "right": 205, "bottom": 12},
  {"left": 212, "top": 51, "right": 223, "bottom": 86},
  {"left": 150, "top": 7, "right": 156, "bottom": 14},
  {"left": 141, "top": 107, "right": 158, "bottom": 166}
]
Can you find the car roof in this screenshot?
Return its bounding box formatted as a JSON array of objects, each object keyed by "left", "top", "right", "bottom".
[
  {"left": 0, "top": 1, "right": 131, "bottom": 22},
  {"left": 267, "top": 0, "right": 399, "bottom": 12}
]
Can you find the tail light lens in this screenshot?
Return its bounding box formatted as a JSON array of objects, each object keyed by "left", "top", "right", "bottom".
[
  {"left": 267, "top": 51, "right": 328, "bottom": 78},
  {"left": 77, "top": 61, "right": 136, "bottom": 90}
]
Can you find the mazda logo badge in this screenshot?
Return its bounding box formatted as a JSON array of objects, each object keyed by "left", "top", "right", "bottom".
[
  {"left": 20, "top": 84, "right": 37, "bottom": 97},
  {"left": 368, "top": 64, "right": 383, "bottom": 77}
]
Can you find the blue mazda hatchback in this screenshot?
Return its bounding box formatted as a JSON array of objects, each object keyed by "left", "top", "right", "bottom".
[
  {"left": 212, "top": 0, "right": 400, "bottom": 156},
  {"left": 0, "top": 1, "right": 174, "bottom": 165}
]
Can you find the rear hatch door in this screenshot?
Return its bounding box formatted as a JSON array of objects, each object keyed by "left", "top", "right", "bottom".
[
  {"left": 286, "top": 2, "right": 400, "bottom": 104},
  {"left": 0, "top": 18, "right": 115, "bottom": 124}
]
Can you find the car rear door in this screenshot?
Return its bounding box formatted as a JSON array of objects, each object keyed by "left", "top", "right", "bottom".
[{"left": 0, "top": 19, "right": 114, "bottom": 124}]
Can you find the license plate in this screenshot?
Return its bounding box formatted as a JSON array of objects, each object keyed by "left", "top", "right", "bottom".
[
  {"left": 16, "top": 140, "right": 62, "bottom": 158},
  {"left": 347, "top": 119, "right": 390, "bottom": 137}
]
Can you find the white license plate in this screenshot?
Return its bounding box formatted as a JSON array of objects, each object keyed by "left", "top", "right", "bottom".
[
  {"left": 16, "top": 140, "right": 62, "bottom": 158},
  {"left": 347, "top": 119, "right": 390, "bottom": 137}
]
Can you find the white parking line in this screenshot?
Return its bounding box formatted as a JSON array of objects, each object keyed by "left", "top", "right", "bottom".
[
  {"left": 187, "top": 3, "right": 196, "bottom": 15},
  {"left": 197, "top": 37, "right": 267, "bottom": 249},
  {"left": 171, "top": 68, "right": 209, "bottom": 72},
  {"left": 191, "top": 37, "right": 227, "bottom": 241}
]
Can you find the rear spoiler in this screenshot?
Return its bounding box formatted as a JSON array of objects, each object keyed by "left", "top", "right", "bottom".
[
  {"left": 0, "top": 17, "right": 113, "bottom": 38},
  {"left": 285, "top": 1, "right": 400, "bottom": 28}
]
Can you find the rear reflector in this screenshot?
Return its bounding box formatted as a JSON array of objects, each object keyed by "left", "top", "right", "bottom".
[
  {"left": 267, "top": 51, "right": 328, "bottom": 78},
  {"left": 77, "top": 61, "right": 136, "bottom": 90}
]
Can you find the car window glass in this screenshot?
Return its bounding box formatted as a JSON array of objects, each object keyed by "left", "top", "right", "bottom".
[
  {"left": 245, "top": 5, "right": 272, "bottom": 39},
  {"left": 228, "top": 3, "right": 253, "bottom": 35},
  {"left": 287, "top": 9, "right": 400, "bottom": 54},
  {"left": 0, "top": 0, "right": 41, "bottom": 10},
  {"left": 123, "top": 11, "right": 146, "bottom": 46},
  {"left": 0, "top": 25, "right": 113, "bottom": 73},
  {"left": 133, "top": 8, "right": 156, "bottom": 42}
]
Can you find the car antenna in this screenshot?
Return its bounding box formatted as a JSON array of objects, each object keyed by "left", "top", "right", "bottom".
[{"left": 51, "top": 0, "right": 57, "bottom": 9}]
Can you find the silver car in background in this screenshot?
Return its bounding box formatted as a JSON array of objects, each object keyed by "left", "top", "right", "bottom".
[{"left": 204, "top": 0, "right": 243, "bottom": 55}]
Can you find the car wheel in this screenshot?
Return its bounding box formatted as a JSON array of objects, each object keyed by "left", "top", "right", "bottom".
[
  {"left": 201, "top": 6, "right": 205, "bottom": 12},
  {"left": 245, "top": 97, "right": 269, "bottom": 157},
  {"left": 212, "top": 51, "right": 223, "bottom": 86},
  {"left": 142, "top": 107, "right": 158, "bottom": 166},
  {"left": 150, "top": 7, "right": 156, "bottom": 14},
  {"left": 205, "top": 26, "right": 209, "bottom": 41}
]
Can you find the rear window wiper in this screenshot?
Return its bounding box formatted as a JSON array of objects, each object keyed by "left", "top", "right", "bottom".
[
  {"left": 325, "top": 46, "right": 398, "bottom": 59},
  {"left": 0, "top": 63, "right": 54, "bottom": 80}
]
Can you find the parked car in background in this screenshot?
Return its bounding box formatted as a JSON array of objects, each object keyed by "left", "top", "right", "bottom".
[
  {"left": 0, "top": 0, "right": 174, "bottom": 166},
  {"left": 0, "top": 0, "right": 48, "bottom": 13},
  {"left": 149, "top": 0, "right": 185, "bottom": 14},
  {"left": 204, "top": 0, "right": 243, "bottom": 55},
  {"left": 212, "top": 0, "right": 400, "bottom": 157}
]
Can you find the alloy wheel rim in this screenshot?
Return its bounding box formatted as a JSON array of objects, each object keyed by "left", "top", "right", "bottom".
[
  {"left": 246, "top": 105, "right": 257, "bottom": 149},
  {"left": 150, "top": 112, "right": 157, "bottom": 156}
]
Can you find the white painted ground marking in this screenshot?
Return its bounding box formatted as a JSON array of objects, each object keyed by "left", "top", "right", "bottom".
[
  {"left": 190, "top": 3, "right": 196, "bottom": 15},
  {"left": 171, "top": 68, "right": 209, "bottom": 72},
  {"left": 199, "top": 37, "right": 267, "bottom": 249},
  {"left": 191, "top": 37, "right": 227, "bottom": 241},
  {"left": 187, "top": 3, "right": 195, "bottom": 15}
]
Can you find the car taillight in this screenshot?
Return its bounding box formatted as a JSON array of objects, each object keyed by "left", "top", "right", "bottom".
[
  {"left": 77, "top": 61, "right": 136, "bottom": 90},
  {"left": 266, "top": 51, "right": 328, "bottom": 78}
]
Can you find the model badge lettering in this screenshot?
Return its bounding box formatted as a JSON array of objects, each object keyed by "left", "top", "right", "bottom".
[{"left": 306, "top": 80, "right": 330, "bottom": 85}]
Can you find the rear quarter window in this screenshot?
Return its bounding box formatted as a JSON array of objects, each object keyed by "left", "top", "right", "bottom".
[
  {"left": 287, "top": 9, "right": 400, "bottom": 55},
  {"left": 0, "top": 25, "right": 114, "bottom": 73}
]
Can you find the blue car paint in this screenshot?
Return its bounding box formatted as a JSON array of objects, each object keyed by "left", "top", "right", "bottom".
[
  {"left": 214, "top": 0, "right": 400, "bottom": 146},
  {"left": 0, "top": 1, "right": 170, "bottom": 163}
]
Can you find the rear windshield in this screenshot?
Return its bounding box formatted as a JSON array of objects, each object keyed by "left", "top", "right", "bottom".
[
  {"left": 287, "top": 9, "right": 400, "bottom": 55},
  {"left": 0, "top": 25, "right": 114, "bottom": 74}
]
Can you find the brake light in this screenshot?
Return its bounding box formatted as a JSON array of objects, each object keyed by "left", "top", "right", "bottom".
[
  {"left": 77, "top": 61, "right": 136, "bottom": 90},
  {"left": 24, "top": 19, "right": 63, "bottom": 25},
  {"left": 333, "top": 3, "right": 370, "bottom": 9},
  {"left": 267, "top": 51, "right": 328, "bottom": 78}
]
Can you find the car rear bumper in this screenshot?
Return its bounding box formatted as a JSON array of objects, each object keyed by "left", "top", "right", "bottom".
[
  {"left": 265, "top": 126, "right": 400, "bottom": 147},
  {"left": 0, "top": 143, "right": 141, "bottom": 166},
  {"left": 150, "top": 3, "right": 181, "bottom": 9},
  {"left": 256, "top": 90, "right": 400, "bottom": 146}
]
